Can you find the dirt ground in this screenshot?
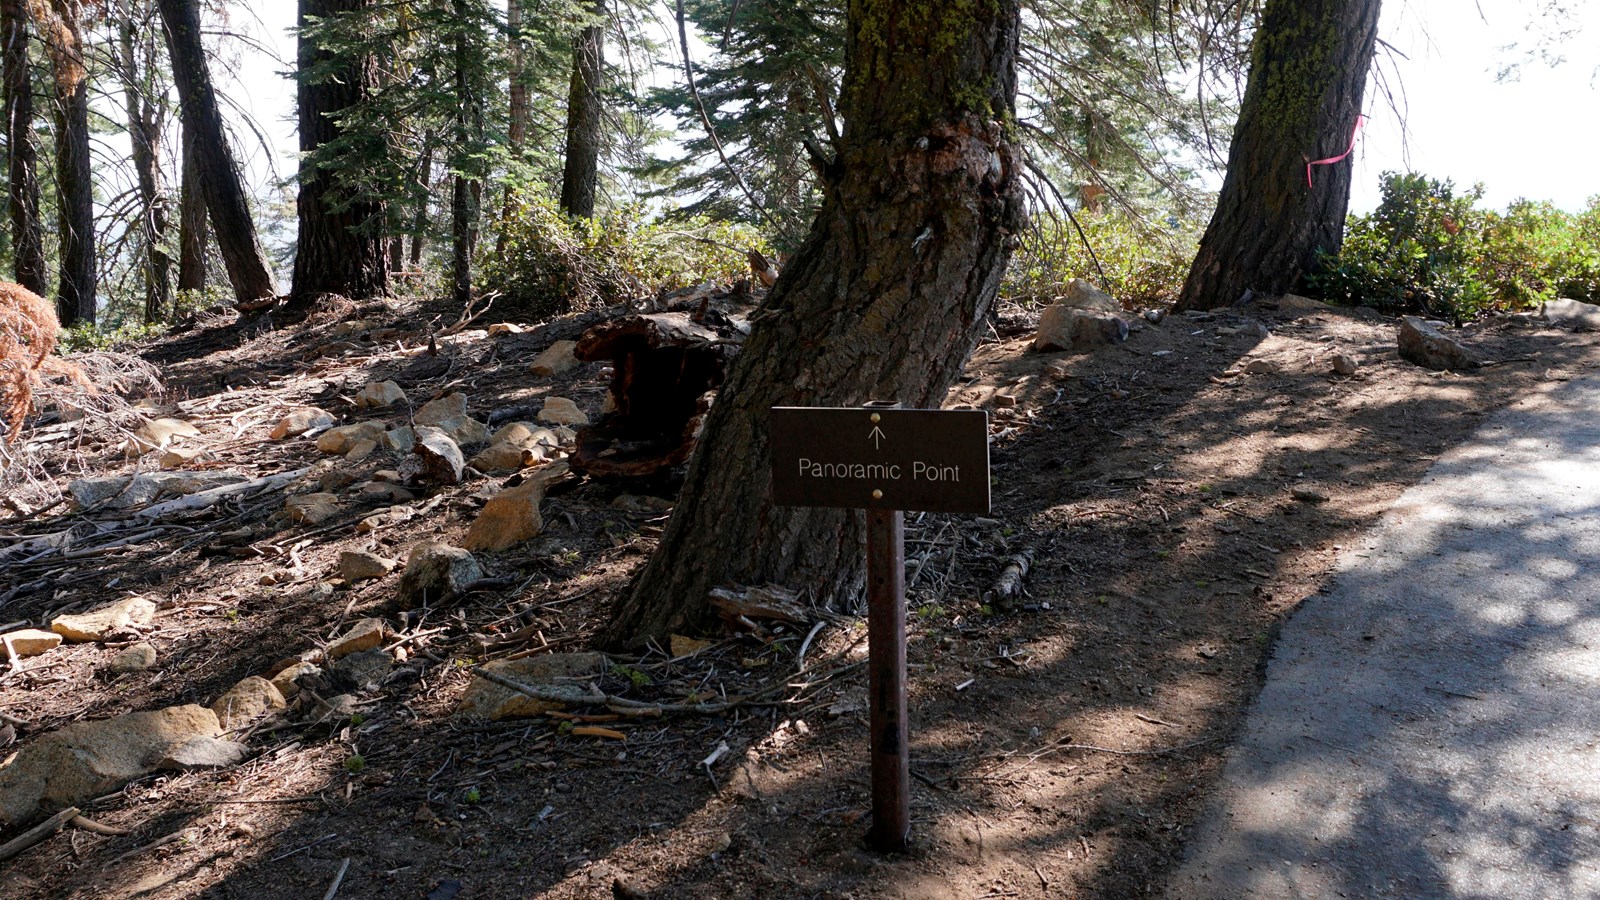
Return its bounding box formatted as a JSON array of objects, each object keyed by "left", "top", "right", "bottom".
[{"left": 2, "top": 293, "right": 1596, "bottom": 899}]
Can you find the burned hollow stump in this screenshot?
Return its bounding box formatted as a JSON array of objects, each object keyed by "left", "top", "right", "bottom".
[{"left": 571, "top": 310, "right": 747, "bottom": 478}]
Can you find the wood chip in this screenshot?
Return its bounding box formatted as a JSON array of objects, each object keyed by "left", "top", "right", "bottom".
[{"left": 571, "top": 725, "right": 626, "bottom": 740}]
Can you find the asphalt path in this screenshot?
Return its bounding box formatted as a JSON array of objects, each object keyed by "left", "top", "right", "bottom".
[{"left": 1170, "top": 373, "right": 1600, "bottom": 899}]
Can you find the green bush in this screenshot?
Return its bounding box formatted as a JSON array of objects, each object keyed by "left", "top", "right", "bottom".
[
  {"left": 1003, "top": 209, "right": 1201, "bottom": 309},
  {"left": 1309, "top": 173, "right": 1600, "bottom": 321},
  {"left": 483, "top": 194, "right": 773, "bottom": 320}
]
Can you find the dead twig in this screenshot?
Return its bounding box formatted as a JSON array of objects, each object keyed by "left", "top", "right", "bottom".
[
  {"left": 322, "top": 857, "right": 352, "bottom": 900},
  {"left": 0, "top": 806, "right": 78, "bottom": 863}
]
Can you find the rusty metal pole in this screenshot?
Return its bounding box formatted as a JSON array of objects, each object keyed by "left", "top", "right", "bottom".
[{"left": 865, "top": 506, "right": 909, "bottom": 852}]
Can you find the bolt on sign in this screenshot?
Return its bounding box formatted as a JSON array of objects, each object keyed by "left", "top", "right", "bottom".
[{"left": 770, "top": 404, "right": 990, "bottom": 853}]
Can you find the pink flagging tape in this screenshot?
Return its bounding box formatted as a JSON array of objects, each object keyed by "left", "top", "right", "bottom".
[{"left": 1306, "top": 114, "right": 1367, "bottom": 189}]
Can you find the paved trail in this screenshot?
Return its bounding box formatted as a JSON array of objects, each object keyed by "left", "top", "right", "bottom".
[{"left": 1171, "top": 373, "right": 1600, "bottom": 899}]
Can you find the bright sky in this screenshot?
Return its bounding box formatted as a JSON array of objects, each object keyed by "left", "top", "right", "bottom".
[{"left": 230, "top": 0, "right": 1599, "bottom": 217}]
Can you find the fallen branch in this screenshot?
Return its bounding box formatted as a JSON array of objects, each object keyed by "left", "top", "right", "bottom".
[
  {"left": 469, "top": 665, "right": 787, "bottom": 718},
  {"left": 985, "top": 549, "right": 1034, "bottom": 607},
  {"left": 69, "top": 814, "right": 131, "bottom": 836},
  {"left": 136, "top": 467, "right": 312, "bottom": 519},
  {"left": 0, "top": 806, "right": 78, "bottom": 863}
]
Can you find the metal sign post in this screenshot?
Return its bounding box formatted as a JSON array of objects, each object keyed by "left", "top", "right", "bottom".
[{"left": 771, "top": 403, "right": 990, "bottom": 852}]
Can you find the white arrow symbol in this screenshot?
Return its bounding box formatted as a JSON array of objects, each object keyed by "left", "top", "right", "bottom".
[{"left": 869, "top": 425, "right": 886, "bottom": 449}]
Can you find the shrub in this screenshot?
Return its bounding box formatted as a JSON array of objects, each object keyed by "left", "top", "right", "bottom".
[
  {"left": 1003, "top": 209, "right": 1201, "bottom": 309},
  {"left": 1, "top": 282, "right": 61, "bottom": 442},
  {"left": 483, "top": 194, "right": 773, "bottom": 320},
  {"left": 1309, "top": 173, "right": 1600, "bottom": 321}
]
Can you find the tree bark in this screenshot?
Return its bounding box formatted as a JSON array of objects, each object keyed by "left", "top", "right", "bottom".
[
  {"left": 606, "top": 0, "right": 1024, "bottom": 644},
  {"left": 290, "top": 0, "right": 387, "bottom": 303},
  {"left": 156, "top": 0, "right": 276, "bottom": 305},
  {"left": 448, "top": 0, "right": 480, "bottom": 309},
  {"left": 177, "top": 121, "right": 207, "bottom": 293},
  {"left": 558, "top": 0, "right": 603, "bottom": 218},
  {"left": 1175, "top": 0, "right": 1381, "bottom": 311},
  {"left": 118, "top": 4, "right": 172, "bottom": 324},
  {"left": 2, "top": 0, "right": 45, "bottom": 296},
  {"left": 408, "top": 135, "right": 433, "bottom": 269},
  {"left": 32, "top": 0, "right": 94, "bottom": 326}
]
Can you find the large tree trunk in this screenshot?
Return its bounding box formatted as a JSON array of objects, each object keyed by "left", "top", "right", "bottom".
[
  {"left": 2, "top": 0, "right": 45, "bottom": 296},
  {"left": 448, "top": 0, "right": 480, "bottom": 309},
  {"left": 156, "top": 0, "right": 276, "bottom": 306},
  {"left": 606, "top": 0, "right": 1024, "bottom": 644},
  {"left": 1175, "top": 0, "right": 1381, "bottom": 311},
  {"left": 558, "top": 0, "right": 603, "bottom": 218},
  {"left": 118, "top": 5, "right": 172, "bottom": 324},
  {"left": 177, "top": 121, "right": 207, "bottom": 293},
  {"left": 290, "top": 0, "right": 387, "bottom": 302},
  {"left": 33, "top": 0, "right": 94, "bottom": 326},
  {"left": 408, "top": 135, "right": 433, "bottom": 269}
]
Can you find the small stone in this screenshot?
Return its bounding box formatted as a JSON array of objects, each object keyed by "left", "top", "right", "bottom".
[
  {"left": 269, "top": 661, "right": 321, "bottom": 700},
  {"left": 327, "top": 618, "right": 388, "bottom": 660},
  {"left": 270, "top": 408, "right": 335, "bottom": 440},
  {"left": 52, "top": 597, "right": 157, "bottom": 643},
  {"left": 455, "top": 652, "right": 606, "bottom": 720},
  {"left": 345, "top": 438, "right": 378, "bottom": 462},
  {"left": 157, "top": 737, "right": 249, "bottom": 771},
  {"left": 1330, "top": 352, "right": 1359, "bottom": 376},
  {"left": 487, "top": 322, "right": 525, "bottom": 336},
  {"left": 211, "top": 676, "right": 287, "bottom": 731},
  {"left": 1398, "top": 316, "right": 1481, "bottom": 371},
  {"left": 415, "top": 393, "right": 468, "bottom": 427},
  {"left": 319, "top": 469, "right": 360, "bottom": 493},
  {"left": 353, "top": 380, "right": 406, "bottom": 409},
  {"left": 108, "top": 642, "right": 157, "bottom": 674},
  {"left": 537, "top": 396, "right": 589, "bottom": 427},
  {"left": 383, "top": 426, "right": 415, "bottom": 453},
  {"left": 463, "top": 478, "right": 549, "bottom": 552},
  {"left": 2, "top": 629, "right": 62, "bottom": 657},
  {"left": 410, "top": 426, "right": 465, "bottom": 484},
  {"left": 335, "top": 648, "right": 393, "bottom": 692},
  {"left": 317, "top": 421, "right": 388, "bottom": 454},
  {"left": 528, "top": 340, "right": 580, "bottom": 377},
  {"left": 1144, "top": 308, "right": 1167, "bottom": 324},
  {"left": 159, "top": 446, "right": 207, "bottom": 469},
  {"left": 358, "top": 482, "right": 416, "bottom": 503},
  {"left": 339, "top": 550, "right": 398, "bottom": 582},
  {"left": 1243, "top": 359, "right": 1278, "bottom": 375},
  {"left": 469, "top": 423, "right": 559, "bottom": 473},
  {"left": 374, "top": 469, "right": 402, "bottom": 483},
  {"left": 312, "top": 694, "right": 360, "bottom": 721},
  {"left": 396, "top": 542, "right": 484, "bottom": 609},
  {"left": 285, "top": 492, "right": 340, "bottom": 525},
  {"left": 993, "top": 393, "right": 1017, "bottom": 409},
  {"left": 1292, "top": 487, "right": 1330, "bottom": 503}
]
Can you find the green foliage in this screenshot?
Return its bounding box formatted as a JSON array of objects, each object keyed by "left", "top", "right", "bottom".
[
  {"left": 609, "top": 663, "right": 652, "bottom": 688},
  {"left": 1003, "top": 210, "right": 1201, "bottom": 308},
  {"left": 56, "top": 321, "right": 164, "bottom": 354},
  {"left": 483, "top": 193, "right": 771, "bottom": 319},
  {"left": 1309, "top": 173, "right": 1600, "bottom": 321}
]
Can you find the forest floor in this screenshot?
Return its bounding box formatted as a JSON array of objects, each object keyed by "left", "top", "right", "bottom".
[{"left": 2, "top": 290, "right": 1598, "bottom": 899}]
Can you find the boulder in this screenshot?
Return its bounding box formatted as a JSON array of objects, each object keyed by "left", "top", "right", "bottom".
[
  {"left": 455, "top": 652, "right": 607, "bottom": 720},
  {"left": 1033, "top": 306, "right": 1129, "bottom": 352},
  {"left": 108, "top": 642, "right": 157, "bottom": 674},
  {"left": 1398, "top": 316, "right": 1481, "bottom": 371},
  {"left": 409, "top": 426, "right": 465, "bottom": 484},
  {"left": 317, "top": 421, "right": 389, "bottom": 454},
  {"left": 396, "top": 542, "right": 483, "bottom": 609},
  {"left": 537, "top": 396, "right": 589, "bottom": 427},
  {"left": 1056, "top": 278, "right": 1122, "bottom": 314},
  {"left": 1540, "top": 298, "right": 1600, "bottom": 330},
  {"left": 157, "top": 737, "right": 250, "bottom": 771},
  {"left": 211, "top": 676, "right": 287, "bottom": 731},
  {"left": 528, "top": 340, "right": 580, "bottom": 377},
  {"left": 285, "top": 492, "right": 340, "bottom": 526},
  {"left": 67, "top": 472, "right": 247, "bottom": 511},
  {"left": 52, "top": 597, "right": 157, "bottom": 643},
  {"left": 327, "top": 618, "right": 388, "bottom": 660},
  {"left": 2, "top": 629, "right": 62, "bottom": 657},
  {"left": 270, "top": 408, "right": 335, "bottom": 440},
  {"left": 0, "top": 705, "right": 222, "bottom": 828},
  {"left": 339, "top": 550, "right": 398, "bottom": 582},
  {"left": 353, "top": 380, "right": 407, "bottom": 409},
  {"left": 469, "top": 423, "right": 559, "bottom": 472}
]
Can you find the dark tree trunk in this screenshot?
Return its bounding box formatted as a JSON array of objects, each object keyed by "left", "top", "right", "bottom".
[
  {"left": 558, "top": 0, "right": 603, "bottom": 217},
  {"left": 1175, "top": 0, "right": 1381, "bottom": 311},
  {"left": 3, "top": 0, "right": 46, "bottom": 296},
  {"left": 291, "top": 0, "right": 387, "bottom": 302},
  {"left": 156, "top": 0, "right": 276, "bottom": 305},
  {"left": 448, "top": 0, "right": 480, "bottom": 309},
  {"left": 606, "top": 0, "right": 1024, "bottom": 644},
  {"left": 177, "top": 121, "right": 207, "bottom": 293},
  {"left": 119, "top": 7, "right": 172, "bottom": 324},
  {"left": 408, "top": 136, "right": 433, "bottom": 268},
  {"left": 37, "top": 0, "right": 94, "bottom": 326}
]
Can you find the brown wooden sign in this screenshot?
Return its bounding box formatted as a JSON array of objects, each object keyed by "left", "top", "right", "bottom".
[{"left": 770, "top": 407, "right": 990, "bottom": 514}]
